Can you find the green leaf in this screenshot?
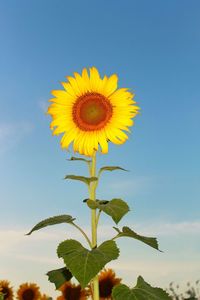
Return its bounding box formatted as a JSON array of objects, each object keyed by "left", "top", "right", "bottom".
[
  {"left": 112, "top": 276, "right": 171, "bottom": 300},
  {"left": 113, "top": 226, "right": 121, "bottom": 233},
  {"left": 86, "top": 199, "right": 99, "bottom": 209},
  {"left": 57, "top": 239, "right": 119, "bottom": 288},
  {"left": 98, "top": 199, "right": 130, "bottom": 224},
  {"left": 99, "top": 166, "right": 128, "bottom": 177},
  {"left": 67, "top": 156, "right": 91, "bottom": 163},
  {"left": 0, "top": 293, "right": 4, "bottom": 300},
  {"left": 46, "top": 267, "right": 73, "bottom": 289},
  {"left": 97, "top": 200, "right": 109, "bottom": 205},
  {"left": 64, "top": 175, "right": 98, "bottom": 185},
  {"left": 26, "top": 215, "right": 75, "bottom": 235},
  {"left": 86, "top": 199, "right": 130, "bottom": 224},
  {"left": 113, "top": 226, "right": 160, "bottom": 251}
]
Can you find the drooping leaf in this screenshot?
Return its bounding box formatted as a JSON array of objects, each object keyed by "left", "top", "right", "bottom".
[
  {"left": 98, "top": 199, "right": 130, "bottom": 224},
  {"left": 57, "top": 239, "right": 119, "bottom": 288},
  {"left": 113, "top": 226, "right": 160, "bottom": 251},
  {"left": 67, "top": 156, "right": 91, "bottom": 164},
  {"left": 46, "top": 267, "right": 73, "bottom": 289},
  {"left": 112, "top": 276, "right": 171, "bottom": 300},
  {"left": 99, "top": 166, "right": 128, "bottom": 177},
  {"left": 86, "top": 199, "right": 129, "bottom": 224},
  {"left": 64, "top": 175, "right": 98, "bottom": 185},
  {"left": 26, "top": 215, "right": 75, "bottom": 235}
]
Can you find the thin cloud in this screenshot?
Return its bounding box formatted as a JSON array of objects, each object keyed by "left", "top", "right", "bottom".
[
  {"left": 0, "top": 122, "right": 33, "bottom": 155},
  {"left": 110, "top": 260, "right": 200, "bottom": 274},
  {"left": 1, "top": 220, "right": 200, "bottom": 253},
  {"left": 135, "top": 221, "right": 200, "bottom": 236},
  {"left": 106, "top": 175, "right": 155, "bottom": 196},
  {"left": 38, "top": 98, "right": 49, "bottom": 113},
  {"left": 1, "top": 222, "right": 200, "bottom": 295},
  {"left": 108, "top": 259, "right": 200, "bottom": 290}
]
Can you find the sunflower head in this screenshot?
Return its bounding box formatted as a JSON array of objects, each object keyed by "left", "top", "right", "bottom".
[
  {"left": 57, "top": 281, "right": 89, "bottom": 300},
  {"left": 16, "top": 283, "right": 41, "bottom": 300},
  {"left": 98, "top": 269, "right": 121, "bottom": 300},
  {"left": 47, "top": 67, "right": 140, "bottom": 156},
  {"left": 0, "top": 280, "right": 14, "bottom": 300}
]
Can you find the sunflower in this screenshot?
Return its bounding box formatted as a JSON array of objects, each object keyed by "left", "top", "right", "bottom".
[
  {"left": 98, "top": 269, "right": 121, "bottom": 300},
  {"left": 16, "top": 283, "right": 41, "bottom": 300},
  {"left": 57, "top": 281, "right": 89, "bottom": 300},
  {"left": 0, "top": 280, "right": 14, "bottom": 300},
  {"left": 47, "top": 67, "right": 139, "bottom": 156}
]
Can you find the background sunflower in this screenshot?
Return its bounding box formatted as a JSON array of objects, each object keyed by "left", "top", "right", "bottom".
[
  {"left": 98, "top": 269, "right": 121, "bottom": 300},
  {"left": 0, "top": 280, "right": 14, "bottom": 300},
  {"left": 16, "top": 283, "right": 41, "bottom": 300},
  {"left": 57, "top": 281, "right": 89, "bottom": 300}
]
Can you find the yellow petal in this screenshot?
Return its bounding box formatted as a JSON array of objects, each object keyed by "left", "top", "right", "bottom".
[
  {"left": 81, "top": 68, "right": 90, "bottom": 89},
  {"left": 60, "top": 127, "right": 78, "bottom": 149},
  {"left": 89, "top": 67, "right": 101, "bottom": 91},
  {"left": 103, "top": 74, "right": 118, "bottom": 96},
  {"left": 66, "top": 76, "right": 81, "bottom": 96},
  {"left": 98, "top": 131, "right": 108, "bottom": 154},
  {"left": 73, "top": 131, "right": 86, "bottom": 154},
  {"left": 61, "top": 82, "right": 76, "bottom": 97},
  {"left": 73, "top": 72, "right": 89, "bottom": 95}
]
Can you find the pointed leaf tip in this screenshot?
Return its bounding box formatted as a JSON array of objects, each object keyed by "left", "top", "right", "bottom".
[
  {"left": 99, "top": 166, "right": 128, "bottom": 177},
  {"left": 27, "top": 215, "right": 75, "bottom": 235},
  {"left": 67, "top": 156, "right": 91, "bottom": 163},
  {"left": 83, "top": 198, "right": 89, "bottom": 203},
  {"left": 113, "top": 226, "right": 161, "bottom": 251}
]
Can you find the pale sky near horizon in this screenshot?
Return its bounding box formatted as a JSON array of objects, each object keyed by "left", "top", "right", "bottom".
[{"left": 0, "top": 0, "right": 200, "bottom": 298}]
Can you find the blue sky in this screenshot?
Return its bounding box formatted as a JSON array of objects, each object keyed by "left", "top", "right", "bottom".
[{"left": 0, "top": 0, "right": 200, "bottom": 297}]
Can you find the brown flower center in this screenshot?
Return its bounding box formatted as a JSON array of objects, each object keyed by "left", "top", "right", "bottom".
[
  {"left": 99, "top": 278, "right": 114, "bottom": 298},
  {"left": 1, "top": 287, "right": 10, "bottom": 299},
  {"left": 63, "top": 286, "right": 81, "bottom": 300},
  {"left": 22, "top": 289, "right": 35, "bottom": 300},
  {"left": 73, "top": 93, "right": 113, "bottom": 131}
]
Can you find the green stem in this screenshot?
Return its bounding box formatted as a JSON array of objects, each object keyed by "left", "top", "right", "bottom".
[
  {"left": 72, "top": 222, "right": 92, "bottom": 248},
  {"left": 89, "top": 151, "right": 99, "bottom": 300},
  {"left": 96, "top": 210, "right": 101, "bottom": 227}
]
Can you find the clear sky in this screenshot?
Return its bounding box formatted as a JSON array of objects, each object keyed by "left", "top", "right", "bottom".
[{"left": 0, "top": 0, "right": 200, "bottom": 298}]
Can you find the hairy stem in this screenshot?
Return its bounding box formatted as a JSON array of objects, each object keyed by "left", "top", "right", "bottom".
[{"left": 89, "top": 151, "right": 99, "bottom": 300}]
